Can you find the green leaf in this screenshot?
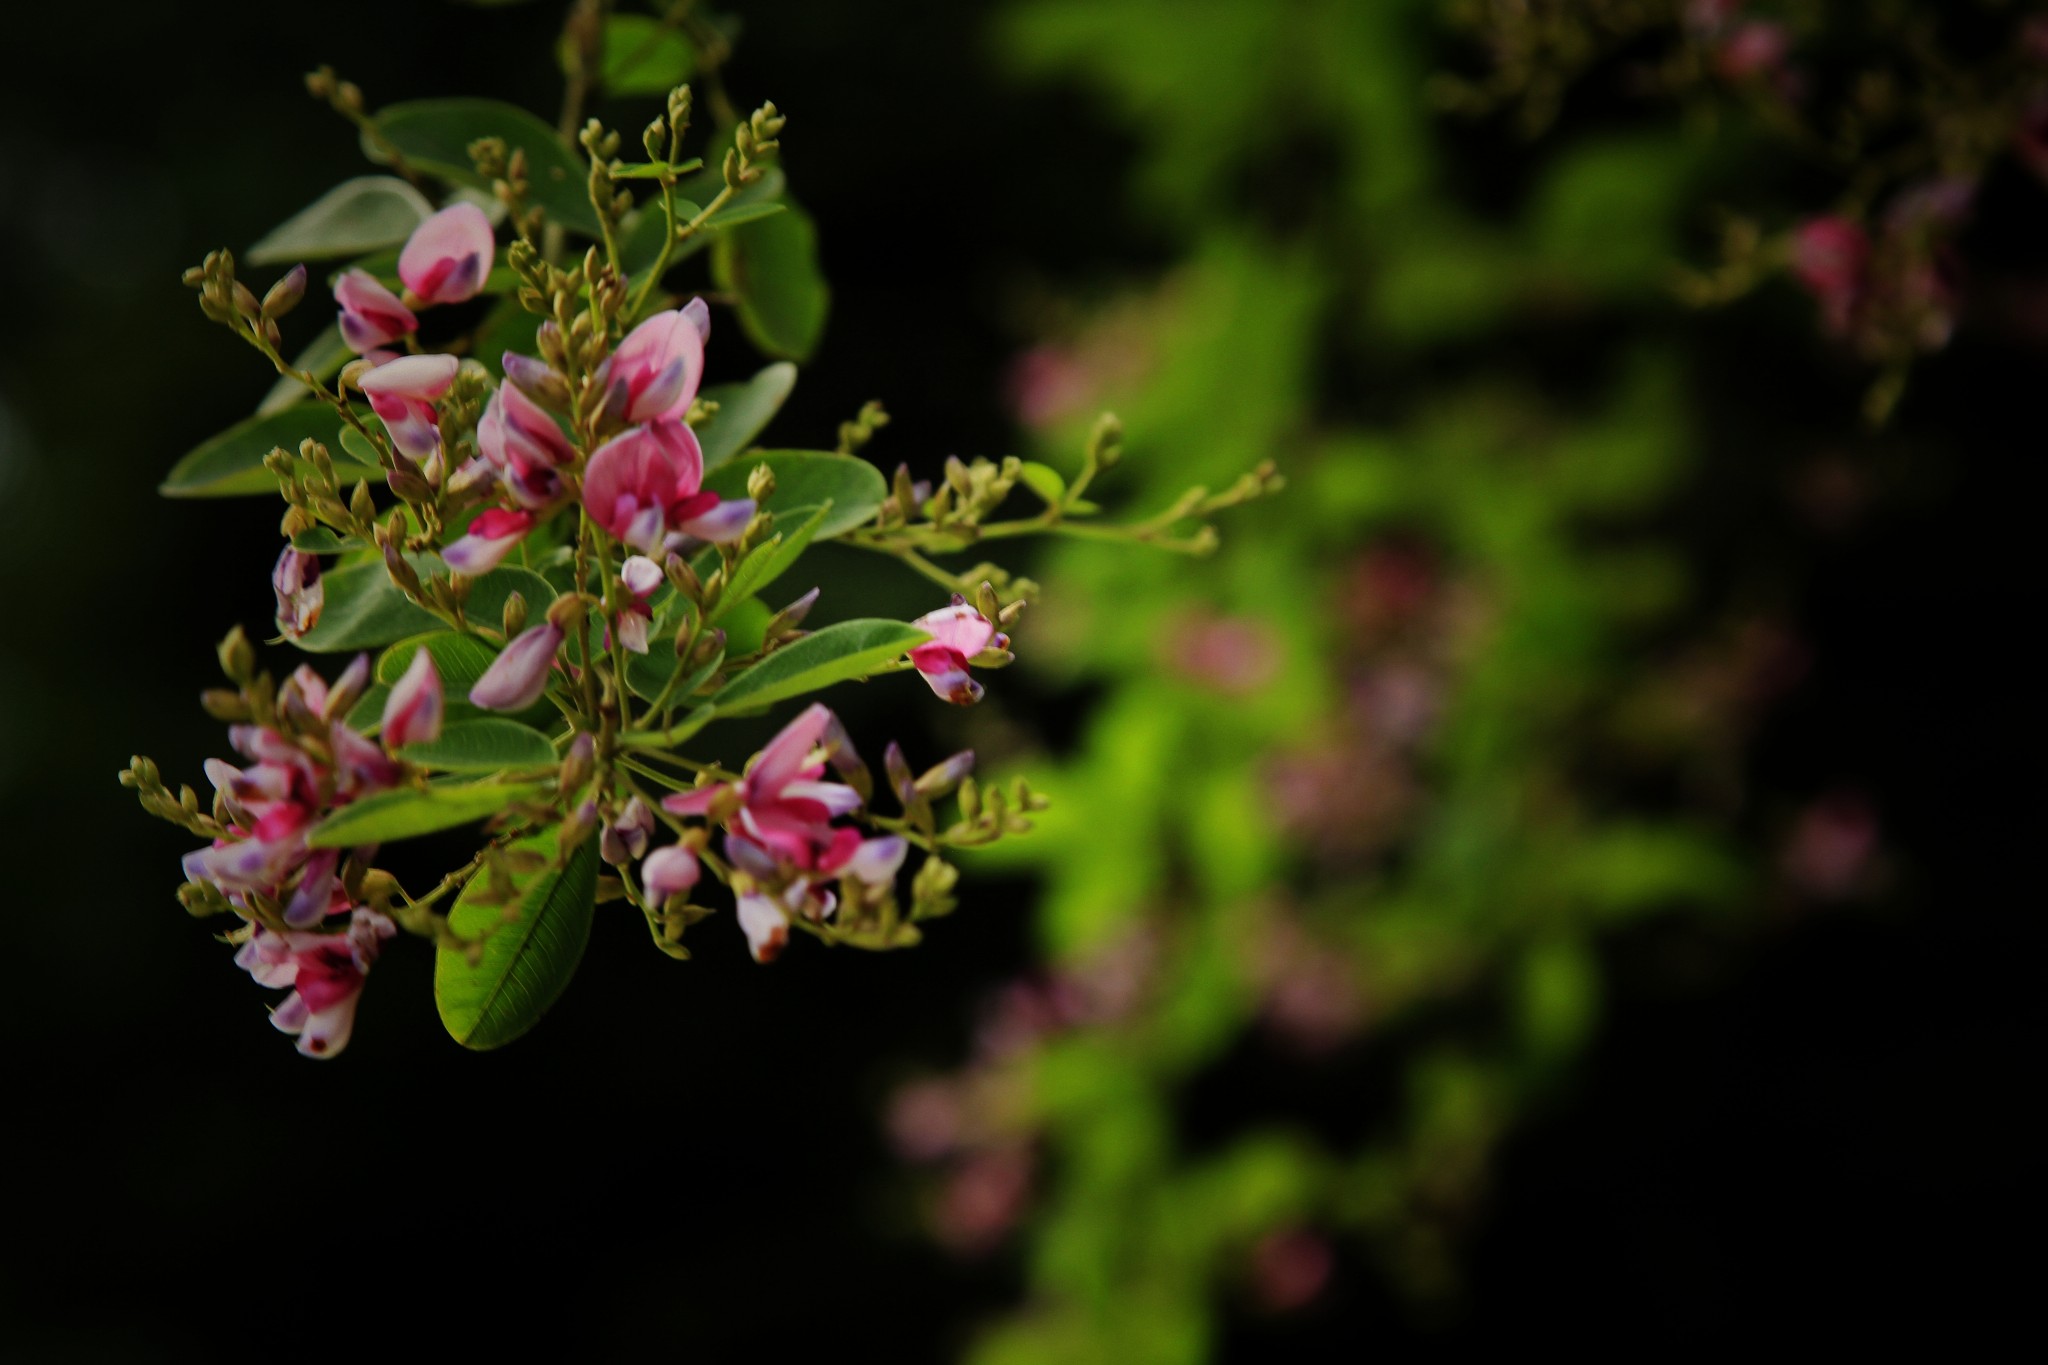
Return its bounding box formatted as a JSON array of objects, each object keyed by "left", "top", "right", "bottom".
[
  {"left": 611, "top": 159, "right": 703, "bottom": 181},
  {"left": 294, "top": 562, "right": 439, "bottom": 651},
  {"left": 401, "top": 718, "right": 559, "bottom": 772},
  {"left": 702, "top": 451, "right": 885, "bottom": 540},
  {"left": 720, "top": 596, "right": 773, "bottom": 657},
  {"left": 708, "top": 502, "right": 830, "bottom": 624},
  {"left": 699, "top": 200, "right": 789, "bottom": 233},
  {"left": 258, "top": 323, "right": 354, "bottom": 416},
  {"left": 1018, "top": 460, "right": 1067, "bottom": 505},
  {"left": 711, "top": 199, "right": 828, "bottom": 360},
  {"left": 560, "top": 14, "right": 696, "bottom": 95},
  {"left": 368, "top": 99, "right": 601, "bottom": 236},
  {"left": 376, "top": 631, "right": 503, "bottom": 695},
  {"left": 696, "top": 362, "right": 797, "bottom": 470},
  {"left": 436, "top": 829, "right": 599, "bottom": 1051},
  {"left": 160, "top": 405, "right": 376, "bottom": 498},
  {"left": 626, "top": 647, "right": 724, "bottom": 706},
  {"left": 248, "top": 176, "right": 434, "bottom": 266},
  {"left": 712, "top": 619, "right": 928, "bottom": 712},
  {"left": 305, "top": 779, "right": 539, "bottom": 847},
  {"left": 290, "top": 527, "right": 358, "bottom": 554},
  {"left": 337, "top": 423, "right": 383, "bottom": 468}
]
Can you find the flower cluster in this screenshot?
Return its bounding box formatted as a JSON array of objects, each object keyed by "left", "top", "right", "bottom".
[{"left": 133, "top": 50, "right": 1265, "bottom": 1060}]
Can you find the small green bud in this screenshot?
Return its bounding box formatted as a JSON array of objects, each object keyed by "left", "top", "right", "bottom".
[
  {"left": 217, "top": 627, "right": 256, "bottom": 685},
  {"left": 747, "top": 462, "right": 776, "bottom": 502},
  {"left": 502, "top": 591, "right": 528, "bottom": 638}
]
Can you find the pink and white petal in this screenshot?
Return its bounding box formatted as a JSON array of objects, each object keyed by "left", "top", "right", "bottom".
[
  {"left": 779, "top": 780, "right": 865, "bottom": 818},
  {"left": 359, "top": 352, "right": 460, "bottom": 401},
  {"left": 381, "top": 646, "right": 444, "bottom": 749},
  {"left": 660, "top": 784, "right": 729, "bottom": 818},
  {"left": 747, "top": 703, "right": 836, "bottom": 800},
  {"left": 620, "top": 555, "right": 665, "bottom": 599},
  {"left": 673, "top": 497, "right": 754, "bottom": 544},
  {"left": 736, "top": 893, "right": 791, "bottom": 963},
  {"left": 617, "top": 612, "right": 650, "bottom": 655},
  {"left": 843, "top": 836, "right": 909, "bottom": 886},
  {"left": 398, "top": 202, "right": 495, "bottom": 305},
  {"left": 911, "top": 603, "right": 996, "bottom": 658}
]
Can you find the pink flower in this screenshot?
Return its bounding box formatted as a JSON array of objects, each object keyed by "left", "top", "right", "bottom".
[
  {"left": 380, "top": 647, "right": 444, "bottom": 749},
  {"left": 442, "top": 507, "right": 535, "bottom": 575},
  {"left": 641, "top": 843, "right": 700, "bottom": 901},
  {"left": 272, "top": 547, "right": 323, "bottom": 638},
  {"left": 398, "top": 202, "right": 495, "bottom": 306},
  {"left": 723, "top": 832, "right": 901, "bottom": 962},
  {"left": 599, "top": 299, "right": 709, "bottom": 425},
  {"left": 908, "top": 600, "right": 1002, "bottom": 705},
  {"left": 1789, "top": 216, "right": 1870, "bottom": 336},
  {"left": 477, "top": 382, "right": 573, "bottom": 508},
  {"left": 360, "top": 353, "right": 460, "bottom": 462},
  {"left": 602, "top": 796, "right": 655, "bottom": 866},
  {"left": 581, "top": 419, "right": 753, "bottom": 552},
  {"left": 333, "top": 268, "right": 417, "bottom": 354},
  {"left": 468, "top": 623, "right": 562, "bottom": 711},
  {"left": 663, "top": 703, "right": 866, "bottom": 869},
  {"left": 610, "top": 554, "right": 664, "bottom": 654},
  {"left": 235, "top": 909, "right": 397, "bottom": 1058}
]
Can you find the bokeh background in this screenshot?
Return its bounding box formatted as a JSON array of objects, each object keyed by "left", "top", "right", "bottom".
[{"left": 1, "top": 0, "right": 2039, "bottom": 1357}]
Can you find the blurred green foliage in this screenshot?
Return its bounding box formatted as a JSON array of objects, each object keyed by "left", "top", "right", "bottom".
[{"left": 897, "top": 0, "right": 1764, "bottom": 1357}]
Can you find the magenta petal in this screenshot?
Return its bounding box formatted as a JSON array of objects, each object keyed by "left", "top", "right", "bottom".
[
  {"left": 660, "top": 785, "right": 727, "bottom": 817},
  {"left": 748, "top": 704, "right": 836, "bottom": 799},
  {"left": 611, "top": 308, "right": 705, "bottom": 422}
]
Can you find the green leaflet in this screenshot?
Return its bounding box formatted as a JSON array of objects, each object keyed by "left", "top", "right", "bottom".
[
  {"left": 697, "top": 363, "right": 798, "bottom": 470},
  {"left": 702, "top": 451, "right": 884, "bottom": 540},
  {"left": 305, "top": 780, "right": 540, "bottom": 848},
  {"left": 401, "top": 719, "right": 559, "bottom": 773},
  {"left": 160, "top": 405, "right": 377, "bottom": 499},
  {"left": 711, "top": 619, "right": 928, "bottom": 712},
  {"left": 435, "top": 830, "right": 600, "bottom": 1051},
  {"left": 706, "top": 503, "right": 831, "bottom": 625},
  {"left": 247, "top": 176, "right": 434, "bottom": 265},
  {"left": 367, "top": 99, "right": 602, "bottom": 236},
  {"left": 558, "top": 13, "right": 696, "bottom": 95},
  {"left": 711, "top": 199, "right": 828, "bottom": 361},
  {"left": 294, "top": 564, "right": 555, "bottom": 653}
]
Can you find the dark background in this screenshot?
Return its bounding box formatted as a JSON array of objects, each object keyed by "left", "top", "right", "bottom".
[{"left": 0, "top": 0, "right": 2036, "bottom": 1356}]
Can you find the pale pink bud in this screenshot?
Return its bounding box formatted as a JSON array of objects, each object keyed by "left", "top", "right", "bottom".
[
  {"left": 641, "top": 843, "right": 701, "bottom": 901},
  {"left": 442, "top": 507, "right": 535, "bottom": 575},
  {"left": 273, "top": 547, "right": 324, "bottom": 638},
  {"left": 334, "top": 268, "right": 417, "bottom": 354},
  {"left": 842, "top": 835, "right": 908, "bottom": 886},
  {"left": 381, "top": 647, "right": 444, "bottom": 749},
  {"left": 324, "top": 653, "right": 373, "bottom": 722},
  {"left": 398, "top": 202, "right": 495, "bottom": 306},
  {"left": 468, "top": 623, "right": 562, "bottom": 711},
  {"left": 331, "top": 721, "right": 401, "bottom": 798},
  {"left": 620, "top": 554, "right": 664, "bottom": 599},
  {"left": 600, "top": 306, "right": 706, "bottom": 425},
  {"left": 601, "top": 797, "right": 655, "bottom": 866}
]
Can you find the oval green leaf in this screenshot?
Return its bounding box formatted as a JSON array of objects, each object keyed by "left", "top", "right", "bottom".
[
  {"left": 701, "top": 451, "right": 884, "bottom": 539},
  {"left": 376, "top": 631, "right": 504, "bottom": 695},
  {"left": 561, "top": 13, "right": 696, "bottom": 95},
  {"left": 712, "top": 619, "right": 929, "bottom": 712},
  {"left": 161, "top": 405, "right": 373, "bottom": 499},
  {"left": 305, "top": 779, "right": 540, "bottom": 848},
  {"left": 705, "top": 502, "right": 830, "bottom": 625},
  {"left": 436, "top": 829, "right": 599, "bottom": 1051},
  {"left": 711, "top": 200, "right": 828, "bottom": 360},
  {"left": 401, "top": 718, "right": 559, "bottom": 772},
  {"left": 248, "top": 176, "right": 434, "bottom": 265},
  {"left": 369, "top": 99, "right": 601, "bottom": 236},
  {"left": 696, "top": 362, "right": 797, "bottom": 470}
]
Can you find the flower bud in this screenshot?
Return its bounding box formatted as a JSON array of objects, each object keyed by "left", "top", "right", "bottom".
[
  {"left": 600, "top": 796, "right": 654, "bottom": 866},
  {"left": 664, "top": 552, "right": 703, "bottom": 601},
  {"left": 381, "top": 647, "right": 444, "bottom": 749},
  {"left": 262, "top": 264, "right": 308, "bottom": 319},
  {"left": 502, "top": 590, "right": 528, "bottom": 638},
  {"left": 641, "top": 844, "right": 701, "bottom": 904},
  {"left": 747, "top": 462, "right": 776, "bottom": 502},
  {"left": 324, "top": 653, "right": 373, "bottom": 722},
  {"left": 470, "top": 624, "right": 563, "bottom": 712},
  {"left": 915, "top": 750, "right": 976, "bottom": 799},
  {"left": 217, "top": 626, "right": 256, "bottom": 685},
  {"left": 559, "top": 799, "right": 599, "bottom": 856},
  {"left": 558, "top": 732, "right": 596, "bottom": 794}
]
